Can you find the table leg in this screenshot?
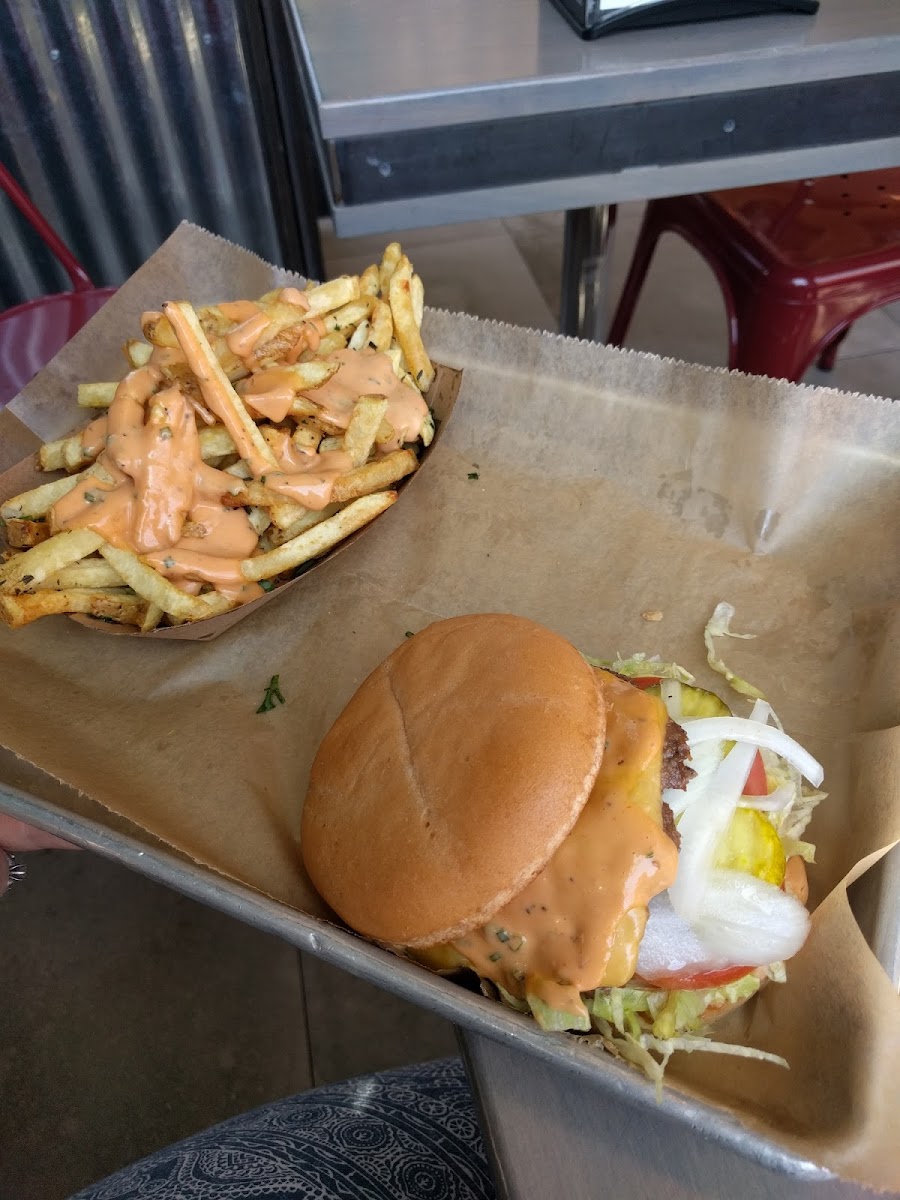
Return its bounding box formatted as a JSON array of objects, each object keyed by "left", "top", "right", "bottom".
[{"left": 559, "top": 205, "right": 615, "bottom": 342}]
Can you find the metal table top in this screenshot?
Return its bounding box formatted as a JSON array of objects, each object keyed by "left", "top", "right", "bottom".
[
  {"left": 294, "top": 0, "right": 900, "bottom": 137},
  {"left": 281, "top": 0, "right": 900, "bottom": 235}
]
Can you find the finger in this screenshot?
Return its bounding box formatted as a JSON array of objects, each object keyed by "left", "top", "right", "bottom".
[{"left": 0, "top": 814, "right": 78, "bottom": 852}]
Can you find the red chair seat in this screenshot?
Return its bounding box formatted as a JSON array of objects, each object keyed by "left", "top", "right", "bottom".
[
  {"left": 608, "top": 169, "right": 900, "bottom": 382},
  {"left": 0, "top": 287, "right": 117, "bottom": 407}
]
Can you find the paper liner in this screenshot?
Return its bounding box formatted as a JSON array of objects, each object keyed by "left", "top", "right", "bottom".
[{"left": 0, "top": 222, "right": 898, "bottom": 1191}]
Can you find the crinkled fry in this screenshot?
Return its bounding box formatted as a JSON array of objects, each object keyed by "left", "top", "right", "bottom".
[{"left": 241, "top": 491, "right": 397, "bottom": 581}]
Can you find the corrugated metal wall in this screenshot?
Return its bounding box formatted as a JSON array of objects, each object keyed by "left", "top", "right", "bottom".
[{"left": 0, "top": 0, "right": 304, "bottom": 309}]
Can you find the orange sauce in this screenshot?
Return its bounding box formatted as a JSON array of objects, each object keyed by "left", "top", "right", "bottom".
[
  {"left": 225, "top": 311, "right": 271, "bottom": 358},
  {"left": 50, "top": 365, "right": 263, "bottom": 607},
  {"left": 303, "top": 349, "right": 427, "bottom": 450},
  {"left": 278, "top": 287, "right": 310, "bottom": 309},
  {"left": 451, "top": 672, "right": 677, "bottom": 1017}
]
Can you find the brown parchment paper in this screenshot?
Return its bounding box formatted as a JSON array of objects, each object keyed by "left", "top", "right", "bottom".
[{"left": 0, "top": 223, "right": 898, "bottom": 1190}]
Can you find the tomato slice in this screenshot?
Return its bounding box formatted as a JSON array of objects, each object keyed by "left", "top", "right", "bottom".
[
  {"left": 642, "top": 963, "right": 754, "bottom": 991},
  {"left": 743, "top": 750, "right": 768, "bottom": 796},
  {"left": 630, "top": 676, "right": 662, "bottom": 689}
]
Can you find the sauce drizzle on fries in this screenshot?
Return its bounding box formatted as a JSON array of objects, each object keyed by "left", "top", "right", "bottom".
[{"left": 0, "top": 245, "right": 434, "bottom": 630}]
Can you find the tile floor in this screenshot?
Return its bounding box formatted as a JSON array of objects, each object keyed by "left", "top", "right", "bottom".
[{"left": 3, "top": 202, "right": 897, "bottom": 1200}]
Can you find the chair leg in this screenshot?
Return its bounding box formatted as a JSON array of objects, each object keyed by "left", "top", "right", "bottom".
[
  {"left": 607, "top": 204, "right": 665, "bottom": 347},
  {"left": 732, "top": 299, "right": 819, "bottom": 383},
  {"left": 816, "top": 326, "right": 850, "bottom": 371}
]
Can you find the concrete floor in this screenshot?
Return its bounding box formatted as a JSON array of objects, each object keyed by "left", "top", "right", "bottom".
[{"left": 2, "top": 203, "right": 898, "bottom": 1200}]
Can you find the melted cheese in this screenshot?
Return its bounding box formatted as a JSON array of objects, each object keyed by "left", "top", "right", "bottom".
[{"left": 438, "top": 671, "right": 678, "bottom": 1017}]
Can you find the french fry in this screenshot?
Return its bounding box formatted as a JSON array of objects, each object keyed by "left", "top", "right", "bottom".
[
  {"left": 241, "top": 491, "right": 397, "bottom": 582},
  {"left": 343, "top": 396, "right": 389, "bottom": 468},
  {"left": 315, "top": 332, "right": 347, "bottom": 357},
  {"left": 389, "top": 257, "right": 434, "bottom": 391},
  {"left": 220, "top": 482, "right": 308, "bottom": 530},
  {"left": 263, "top": 504, "right": 340, "bottom": 548},
  {"left": 198, "top": 425, "right": 238, "bottom": 459},
  {"left": 141, "top": 310, "right": 179, "bottom": 348},
  {"left": 411, "top": 273, "right": 425, "bottom": 328},
  {"left": 331, "top": 450, "right": 418, "bottom": 503},
  {"left": 385, "top": 346, "right": 418, "bottom": 391},
  {"left": 40, "top": 432, "right": 92, "bottom": 473},
  {"left": 0, "top": 529, "right": 105, "bottom": 592},
  {"left": 0, "top": 588, "right": 150, "bottom": 630},
  {"left": 77, "top": 382, "right": 118, "bottom": 408},
  {"left": 378, "top": 242, "right": 402, "bottom": 298},
  {"left": 323, "top": 298, "right": 371, "bottom": 335},
  {"left": 360, "top": 264, "right": 379, "bottom": 298},
  {"left": 305, "top": 275, "right": 360, "bottom": 314},
  {"left": 124, "top": 339, "right": 153, "bottom": 368},
  {"left": 4, "top": 518, "right": 51, "bottom": 549},
  {"left": 96, "top": 543, "right": 234, "bottom": 621},
  {"left": 247, "top": 506, "right": 271, "bottom": 537},
  {"left": 140, "top": 602, "right": 164, "bottom": 633},
  {"left": 292, "top": 418, "right": 323, "bottom": 453},
  {"left": 348, "top": 318, "right": 370, "bottom": 352},
  {"left": 39, "top": 561, "right": 126, "bottom": 590},
  {"left": 164, "top": 301, "right": 277, "bottom": 473},
  {"left": 367, "top": 299, "right": 393, "bottom": 353},
  {"left": 0, "top": 464, "right": 114, "bottom": 521}
]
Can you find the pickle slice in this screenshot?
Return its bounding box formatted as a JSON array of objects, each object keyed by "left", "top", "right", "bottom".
[
  {"left": 715, "top": 807, "right": 786, "bottom": 886},
  {"left": 646, "top": 682, "right": 730, "bottom": 720}
]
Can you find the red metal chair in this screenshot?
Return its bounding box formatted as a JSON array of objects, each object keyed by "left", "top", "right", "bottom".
[
  {"left": 0, "top": 163, "right": 116, "bottom": 407},
  {"left": 608, "top": 170, "right": 900, "bottom": 382}
]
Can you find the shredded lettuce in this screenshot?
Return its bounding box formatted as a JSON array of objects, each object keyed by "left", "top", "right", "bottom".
[
  {"left": 584, "top": 651, "right": 695, "bottom": 683},
  {"left": 526, "top": 989, "right": 591, "bottom": 1032},
  {"left": 703, "top": 601, "right": 767, "bottom": 700}
]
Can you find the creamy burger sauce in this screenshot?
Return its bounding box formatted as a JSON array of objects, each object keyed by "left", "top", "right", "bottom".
[
  {"left": 49, "top": 302, "right": 429, "bottom": 608},
  {"left": 449, "top": 671, "right": 677, "bottom": 1019}
]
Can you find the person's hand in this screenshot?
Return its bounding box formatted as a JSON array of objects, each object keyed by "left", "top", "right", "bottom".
[{"left": 0, "top": 814, "right": 78, "bottom": 894}]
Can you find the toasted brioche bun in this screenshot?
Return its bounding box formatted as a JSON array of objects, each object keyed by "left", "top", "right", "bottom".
[{"left": 301, "top": 614, "right": 607, "bottom": 948}]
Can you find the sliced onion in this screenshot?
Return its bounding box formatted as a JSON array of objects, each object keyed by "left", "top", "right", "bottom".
[
  {"left": 738, "top": 784, "right": 794, "bottom": 813},
  {"left": 669, "top": 700, "right": 769, "bottom": 922},
  {"left": 660, "top": 679, "right": 682, "bottom": 720},
  {"left": 637, "top": 892, "right": 732, "bottom": 979},
  {"left": 680, "top": 716, "right": 824, "bottom": 787},
  {"left": 663, "top": 739, "right": 725, "bottom": 818},
  {"left": 691, "top": 870, "right": 810, "bottom": 965}
]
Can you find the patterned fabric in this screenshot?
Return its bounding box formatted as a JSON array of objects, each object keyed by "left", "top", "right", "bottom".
[{"left": 69, "top": 1058, "right": 496, "bottom": 1200}]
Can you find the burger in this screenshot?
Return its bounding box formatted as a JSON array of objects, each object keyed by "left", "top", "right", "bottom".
[{"left": 302, "top": 612, "right": 825, "bottom": 1075}]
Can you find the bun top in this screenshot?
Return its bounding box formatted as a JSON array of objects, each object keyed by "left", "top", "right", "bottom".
[{"left": 301, "top": 613, "right": 607, "bottom": 948}]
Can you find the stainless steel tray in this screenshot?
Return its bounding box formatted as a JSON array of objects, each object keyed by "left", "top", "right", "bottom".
[{"left": 1, "top": 749, "right": 896, "bottom": 1196}]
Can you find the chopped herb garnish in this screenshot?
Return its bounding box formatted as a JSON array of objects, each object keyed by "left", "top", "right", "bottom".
[
  {"left": 159, "top": 426, "right": 172, "bottom": 440},
  {"left": 507, "top": 936, "right": 524, "bottom": 952},
  {"left": 488, "top": 952, "right": 502, "bottom": 963},
  {"left": 467, "top": 472, "right": 479, "bottom": 480},
  {"left": 163, "top": 556, "right": 175, "bottom": 569},
  {"left": 83, "top": 491, "right": 101, "bottom": 504},
  {"left": 256, "top": 674, "right": 286, "bottom": 714},
  {"left": 259, "top": 579, "right": 275, "bottom": 592},
  {"left": 22, "top": 574, "right": 33, "bottom": 584},
  {"left": 404, "top": 630, "right": 414, "bottom": 638},
  {"left": 496, "top": 929, "right": 510, "bottom": 943}
]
